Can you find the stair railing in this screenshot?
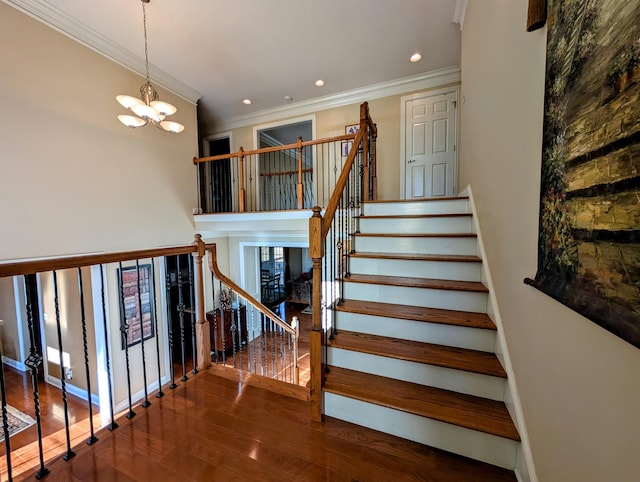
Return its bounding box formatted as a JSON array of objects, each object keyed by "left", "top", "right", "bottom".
[
  {"left": 205, "top": 243, "right": 299, "bottom": 385},
  {"left": 308, "top": 102, "right": 377, "bottom": 421},
  {"left": 0, "top": 237, "right": 211, "bottom": 481},
  {"left": 194, "top": 132, "right": 370, "bottom": 214}
]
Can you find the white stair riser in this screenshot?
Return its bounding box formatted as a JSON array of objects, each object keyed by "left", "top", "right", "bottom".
[
  {"left": 349, "top": 257, "right": 482, "bottom": 282},
  {"left": 324, "top": 393, "right": 517, "bottom": 470},
  {"left": 327, "top": 348, "right": 505, "bottom": 400},
  {"left": 358, "top": 216, "right": 473, "bottom": 234},
  {"left": 363, "top": 199, "right": 470, "bottom": 216},
  {"left": 335, "top": 311, "right": 496, "bottom": 352},
  {"left": 343, "top": 283, "right": 488, "bottom": 313},
  {"left": 353, "top": 236, "right": 477, "bottom": 256}
]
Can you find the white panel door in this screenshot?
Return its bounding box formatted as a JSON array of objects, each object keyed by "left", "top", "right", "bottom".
[{"left": 404, "top": 91, "right": 457, "bottom": 198}]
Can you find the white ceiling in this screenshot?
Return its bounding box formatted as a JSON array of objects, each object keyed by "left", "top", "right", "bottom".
[{"left": 4, "top": 0, "right": 463, "bottom": 131}]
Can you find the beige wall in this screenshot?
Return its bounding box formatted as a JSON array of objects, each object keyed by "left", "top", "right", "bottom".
[
  {"left": 0, "top": 3, "right": 198, "bottom": 262},
  {"left": 460, "top": 2, "right": 640, "bottom": 481}
]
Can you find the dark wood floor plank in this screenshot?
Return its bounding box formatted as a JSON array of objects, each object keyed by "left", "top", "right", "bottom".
[
  {"left": 329, "top": 330, "right": 507, "bottom": 378},
  {"left": 343, "top": 273, "right": 489, "bottom": 292},
  {"left": 324, "top": 366, "right": 519, "bottom": 441},
  {"left": 336, "top": 299, "right": 496, "bottom": 330}
]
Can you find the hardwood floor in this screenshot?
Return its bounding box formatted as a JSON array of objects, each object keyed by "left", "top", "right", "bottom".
[
  {"left": 33, "top": 368, "right": 516, "bottom": 482},
  {"left": 1, "top": 366, "right": 99, "bottom": 480}
]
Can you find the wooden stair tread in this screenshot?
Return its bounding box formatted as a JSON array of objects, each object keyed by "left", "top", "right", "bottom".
[
  {"left": 356, "top": 213, "right": 472, "bottom": 219},
  {"left": 363, "top": 196, "right": 469, "bottom": 203},
  {"left": 350, "top": 252, "right": 482, "bottom": 263},
  {"left": 336, "top": 299, "right": 496, "bottom": 330},
  {"left": 329, "top": 330, "right": 507, "bottom": 378},
  {"left": 343, "top": 273, "right": 489, "bottom": 293},
  {"left": 324, "top": 366, "right": 520, "bottom": 441},
  {"left": 353, "top": 232, "right": 476, "bottom": 238}
]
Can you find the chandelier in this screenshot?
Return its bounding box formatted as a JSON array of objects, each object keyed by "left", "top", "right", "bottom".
[{"left": 116, "top": 0, "right": 185, "bottom": 134}]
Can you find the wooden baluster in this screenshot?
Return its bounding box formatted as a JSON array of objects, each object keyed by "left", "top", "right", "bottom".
[
  {"left": 309, "top": 206, "right": 324, "bottom": 422},
  {"left": 297, "top": 137, "right": 304, "bottom": 209},
  {"left": 193, "top": 234, "right": 211, "bottom": 370},
  {"left": 238, "top": 147, "right": 246, "bottom": 212}
]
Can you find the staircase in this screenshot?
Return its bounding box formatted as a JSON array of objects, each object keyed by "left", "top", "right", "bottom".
[{"left": 323, "top": 196, "right": 521, "bottom": 475}]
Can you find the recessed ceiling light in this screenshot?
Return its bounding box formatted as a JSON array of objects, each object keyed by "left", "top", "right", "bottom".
[
  {"left": 284, "top": 95, "right": 293, "bottom": 102},
  {"left": 410, "top": 52, "right": 422, "bottom": 63},
  {"left": 315, "top": 80, "right": 325, "bottom": 87},
  {"left": 242, "top": 99, "right": 252, "bottom": 105}
]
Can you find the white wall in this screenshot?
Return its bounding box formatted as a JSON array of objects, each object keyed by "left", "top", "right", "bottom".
[
  {"left": 460, "top": 2, "right": 640, "bottom": 481},
  {"left": 0, "top": 3, "right": 199, "bottom": 261}
]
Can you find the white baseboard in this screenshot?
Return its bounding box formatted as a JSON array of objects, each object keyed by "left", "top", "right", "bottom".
[{"left": 2, "top": 356, "right": 27, "bottom": 372}]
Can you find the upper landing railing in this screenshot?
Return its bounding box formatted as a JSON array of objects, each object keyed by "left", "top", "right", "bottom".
[{"left": 193, "top": 102, "right": 377, "bottom": 214}]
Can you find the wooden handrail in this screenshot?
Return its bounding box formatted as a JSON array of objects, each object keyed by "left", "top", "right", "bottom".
[
  {"left": 192, "top": 133, "right": 357, "bottom": 165},
  {"left": 205, "top": 243, "right": 296, "bottom": 336},
  {"left": 0, "top": 245, "right": 197, "bottom": 278}
]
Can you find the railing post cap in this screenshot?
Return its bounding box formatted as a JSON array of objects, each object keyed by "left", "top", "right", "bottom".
[{"left": 312, "top": 206, "right": 322, "bottom": 217}]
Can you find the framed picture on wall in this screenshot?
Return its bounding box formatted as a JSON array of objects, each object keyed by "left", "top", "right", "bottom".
[
  {"left": 345, "top": 123, "right": 359, "bottom": 135},
  {"left": 118, "top": 264, "right": 155, "bottom": 349},
  {"left": 341, "top": 140, "right": 353, "bottom": 156}
]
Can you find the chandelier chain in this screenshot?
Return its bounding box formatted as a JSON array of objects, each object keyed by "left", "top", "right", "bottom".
[{"left": 142, "top": 1, "right": 150, "bottom": 83}]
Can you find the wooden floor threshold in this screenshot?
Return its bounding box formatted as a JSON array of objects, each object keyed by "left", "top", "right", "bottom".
[
  {"left": 324, "top": 366, "right": 519, "bottom": 441},
  {"left": 350, "top": 251, "right": 482, "bottom": 263},
  {"left": 329, "top": 330, "right": 507, "bottom": 378},
  {"left": 363, "top": 196, "right": 469, "bottom": 203},
  {"left": 343, "top": 273, "right": 489, "bottom": 293},
  {"left": 207, "top": 364, "right": 310, "bottom": 401},
  {"left": 336, "top": 299, "right": 496, "bottom": 330}
]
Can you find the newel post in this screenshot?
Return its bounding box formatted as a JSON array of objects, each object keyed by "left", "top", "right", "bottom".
[
  {"left": 296, "top": 136, "right": 304, "bottom": 210},
  {"left": 309, "top": 206, "right": 324, "bottom": 422},
  {"left": 192, "top": 234, "right": 211, "bottom": 370},
  {"left": 238, "top": 147, "right": 246, "bottom": 213},
  {"left": 360, "top": 102, "right": 370, "bottom": 201}
]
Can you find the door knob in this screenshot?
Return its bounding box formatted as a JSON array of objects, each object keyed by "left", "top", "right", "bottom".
[{"left": 408, "top": 159, "right": 416, "bottom": 163}]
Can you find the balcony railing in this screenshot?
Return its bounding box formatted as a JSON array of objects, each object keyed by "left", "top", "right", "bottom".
[
  {"left": 0, "top": 235, "right": 298, "bottom": 481},
  {"left": 193, "top": 102, "right": 377, "bottom": 214}
]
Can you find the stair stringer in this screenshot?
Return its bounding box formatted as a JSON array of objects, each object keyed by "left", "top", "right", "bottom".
[{"left": 466, "top": 184, "right": 537, "bottom": 482}]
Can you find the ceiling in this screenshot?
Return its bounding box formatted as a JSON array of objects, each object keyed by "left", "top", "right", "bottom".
[{"left": 4, "top": 0, "right": 463, "bottom": 131}]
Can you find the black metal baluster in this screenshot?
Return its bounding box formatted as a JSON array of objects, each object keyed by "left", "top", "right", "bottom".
[
  {"left": 118, "top": 262, "right": 136, "bottom": 419},
  {"left": 99, "top": 265, "right": 118, "bottom": 430},
  {"left": 0, "top": 342, "right": 13, "bottom": 481},
  {"left": 188, "top": 257, "right": 198, "bottom": 374},
  {"left": 150, "top": 260, "right": 164, "bottom": 398},
  {"left": 236, "top": 301, "right": 243, "bottom": 370},
  {"left": 77, "top": 268, "right": 98, "bottom": 445},
  {"left": 219, "top": 280, "right": 226, "bottom": 366},
  {"left": 23, "top": 276, "right": 49, "bottom": 479},
  {"left": 52, "top": 271, "right": 76, "bottom": 461},
  {"left": 164, "top": 260, "right": 177, "bottom": 389},
  {"left": 135, "top": 260, "right": 151, "bottom": 408},
  {"left": 210, "top": 272, "right": 219, "bottom": 364},
  {"left": 176, "top": 256, "right": 188, "bottom": 382},
  {"left": 229, "top": 290, "right": 237, "bottom": 368}
]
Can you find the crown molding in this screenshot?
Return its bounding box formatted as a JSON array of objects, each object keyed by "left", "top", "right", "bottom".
[
  {"left": 2, "top": 0, "right": 201, "bottom": 104},
  {"left": 452, "top": 0, "right": 468, "bottom": 30},
  {"left": 209, "top": 66, "right": 461, "bottom": 133}
]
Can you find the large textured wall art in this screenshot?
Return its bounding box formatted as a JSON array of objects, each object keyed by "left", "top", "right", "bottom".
[{"left": 527, "top": 0, "right": 640, "bottom": 348}]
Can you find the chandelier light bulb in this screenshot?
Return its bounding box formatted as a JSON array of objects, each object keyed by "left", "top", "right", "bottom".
[{"left": 118, "top": 115, "right": 147, "bottom": 128}]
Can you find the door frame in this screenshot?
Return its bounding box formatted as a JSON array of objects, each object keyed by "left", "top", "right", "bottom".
[{"left": 399, "top": 86, "right": 460, "bottom": 199}]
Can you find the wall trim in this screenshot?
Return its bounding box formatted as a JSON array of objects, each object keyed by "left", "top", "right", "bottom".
[
  {"left": 467, "top": 185, "right": 537, "bottom": 482},
  {"left": 2, "top": 0, "right": 201, "bottom": 104},
  {"left": 2, "top": 356, "right": 26, "bottom": 372},
  {"left": 209, "top": 66, "right": 461, "bottom": 133}
]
